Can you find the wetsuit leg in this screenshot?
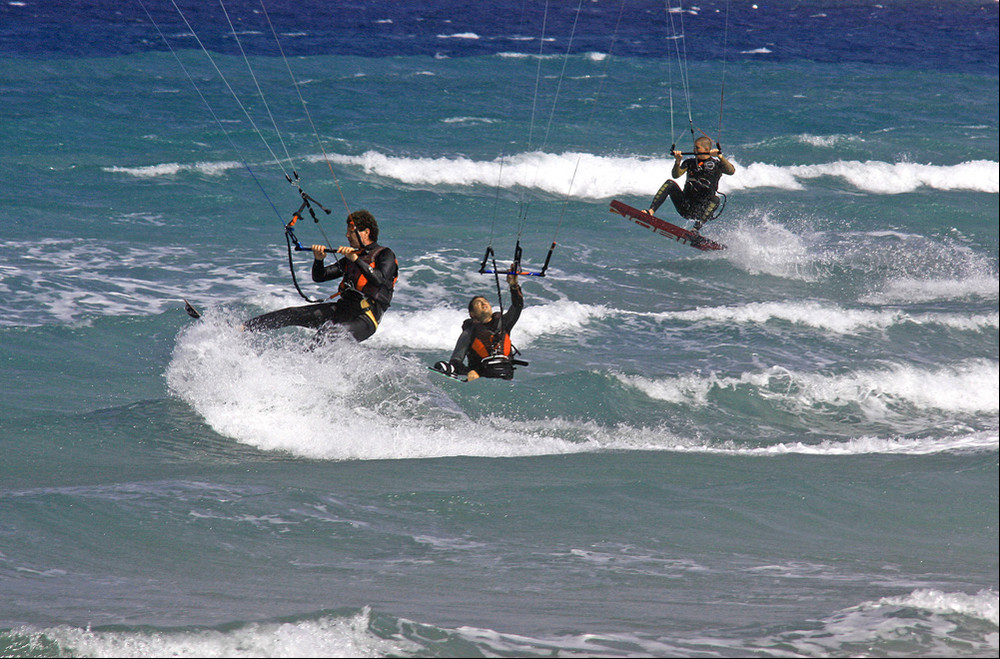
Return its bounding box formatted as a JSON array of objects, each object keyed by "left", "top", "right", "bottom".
[
  {"left": 690, "top": 196, "right": 720, "bottom": 232},
  {"left": 654, "top": 181, "right": 714, "bottom": 226},
  {"left": 310, "top": 315, "right": 377, "bottom": 347},
  {"left": 243, "top": 302, "right": 338, "bottom": 332},
  {"left": 338, "top": 316, "right": 377, "bottom": 342},
  {"left": 650, "top": 180, "right": 686, "bottom": 215}
]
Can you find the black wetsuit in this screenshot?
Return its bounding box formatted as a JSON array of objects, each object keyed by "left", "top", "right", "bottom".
[
  {"left": 447, "top": 284, "right": 523, "bottom": 378},
  {"left": 650, "top": 156, "right": 726, "bottom": 225},
  {"left": 243, "top": 242, "right": 398, "bottom": 342}
]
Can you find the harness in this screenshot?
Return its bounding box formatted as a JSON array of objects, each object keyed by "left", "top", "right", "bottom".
[
  {"left": 683, "top": 158, "right": 722, "bottom": 197},
  {"left": 470, "top": 316, "right": 512, "bottom": 359},
  {"left": 466, "top": 313, "right": 527, "bottom": 380},
  {"left": 682, "top": 157, "right": 727, "bottom": 222},
  {"left": 338, "top": 245, "right": 397, "bottom": 330}
]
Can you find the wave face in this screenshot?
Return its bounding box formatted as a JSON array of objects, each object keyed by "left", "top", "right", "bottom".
[
  {"left": 1, "top": 1, "right": 997, "bottom": 657},
  {"left": 107, "top": 150, "right": 1000, "bottom": 197},
  {"left": 3, "top": 590, "right": 998, "bottom": 657}
]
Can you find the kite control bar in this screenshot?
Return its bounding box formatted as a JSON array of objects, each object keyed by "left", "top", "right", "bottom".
[
  {"left": 284, "top": 190, "right": 332, "bottom": 251},
  {"left": 478, "top": 241, "right": 555, "bottom": 277},
  {"left": 670, "top": 141, "right": 725, "bottom": 156}
]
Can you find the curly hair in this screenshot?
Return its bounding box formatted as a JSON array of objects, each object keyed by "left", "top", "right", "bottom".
[{"left": 348, "top": 209, "right": 379, "bottom": 242}]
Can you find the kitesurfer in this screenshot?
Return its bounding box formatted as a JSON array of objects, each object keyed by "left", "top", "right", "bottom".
[
  {"left": 242, "top": 209, "right": 397, "bottom": 342},
  {"left": 434, "top": 268, "right": 524, "bottom": 382},
  {"left": 646, "top": 135, "right": 735, "bottom": 233}
]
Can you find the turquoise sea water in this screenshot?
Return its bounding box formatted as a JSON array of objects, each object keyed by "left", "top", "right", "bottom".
[{"left": 1, "top": 1, "right": 997, "bottom": 656}]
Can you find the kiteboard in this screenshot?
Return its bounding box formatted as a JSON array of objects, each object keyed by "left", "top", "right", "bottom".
[
  {"left": 429, "top": 365, "right": 468, "bottom": 383},
  {"left": 183, "top": 298, "right": 202, "bottom": 319},
  {"left": 609, "top": 200, "right": 725, "bottom": 251}
]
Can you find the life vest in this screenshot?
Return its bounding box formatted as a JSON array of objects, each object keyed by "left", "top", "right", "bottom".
[
  {"left": 469, "top": 313, "right": 512, "bottom": 359},
  {"left": 337, "top": 244, "right": 398, "bottom": 329},
  {"left": 682, "top": 157, "right": 724, "bottom": 200},
  {"left": 338, "top": 244, "right": 397, "bottom": 307},
  {"left": 465, "top": 313, "right": 516, "bottom": 379}
]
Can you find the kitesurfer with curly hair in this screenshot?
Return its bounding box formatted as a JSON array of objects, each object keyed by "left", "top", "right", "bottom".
[{"left": 242, "top": 209, "right": 397, "bottom": 342}]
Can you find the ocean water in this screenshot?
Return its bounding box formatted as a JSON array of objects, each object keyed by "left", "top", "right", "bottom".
[{"left": 1, "top": 1, "right": 997, "bottom": 657}]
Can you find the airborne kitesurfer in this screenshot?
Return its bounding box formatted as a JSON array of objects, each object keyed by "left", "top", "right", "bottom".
[
  {"left": 434, "top": 267, "right": 524, "bottom": 382},
  {"left": 646, "top": 135, "right": 736, "bottom": 234},
  {"left": 243, "top": 210, "right": 397, "bottom": 342}
]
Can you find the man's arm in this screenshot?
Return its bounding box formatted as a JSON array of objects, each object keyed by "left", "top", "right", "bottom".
[
  {"left": 715, "top": 151, "right": 735, "bottom": 175},
  {"left": 309, "top": 244, "right": 345, "bottom": 283},
  {"left": 671, "top": 149, "right": 686, "bottom": 178},
  {"left": 312, "top": 257, "right": 345, "bottom": 283},
  {"left": 500, "top": 281, "right": 524, "bottom": 330},
  {"left": 448, "top": 324, "right": 475, "bottom": 375}
]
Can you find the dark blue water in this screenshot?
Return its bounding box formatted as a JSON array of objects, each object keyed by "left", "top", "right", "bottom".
[{"left": 3, "top": 0, "right": 997, "bottom": 74}]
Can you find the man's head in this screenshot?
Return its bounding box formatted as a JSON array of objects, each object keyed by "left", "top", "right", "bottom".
[
  {"left": 468, "top": 295, "right": 493, "bottom": 323},
  {"left": 694, "top": 136, "right": 713, "bottom": 160},
  {"left": 347, "top": 209, "right": 378, "bottom": 244}
]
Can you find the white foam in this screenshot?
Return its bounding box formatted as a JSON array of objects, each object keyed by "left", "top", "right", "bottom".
[
  {"left": 796, "top": 133, "right": 866, "bottom": 148},
  {"left": 452, "top": 587, "right": 1000, "bottom": 656},
  {"left": 0, "top": 238, "right": 276, "bottom": 327},
  {"left": 11, "top": 608, "right": 414, "bottom": 658},
  {"left": 442, "top": 116, "right": 498, "bottom": 124},
  {"left": 369, "top": 298, "right": 607, "bottom": 352},
  {"left": 437, "top": 32, "right": 480, "bottom": 40},
  {"left": 617, "top": 358, "right": 1000, "bottom": 416},
  {"left": 747, "top": 588, "right": 1000, "bottom": 657},
  {"left": 310, "top": 150, "right": 999, "bottom": 197},
  {"left": 166, "top": 319, "right": 611, "bottom": 460},
  {"left": 788, "top": 159, "right": 1000, "bottom": 194},
  {"left": 496, "top": 50, "right": 560, "bottom": 59},
  {"left": 167, "top": 317, "right": 997, "bottom": 461},
  {"left": 877, "top": 588, "right": 1000, "bottom": 626},
  {"left": 647, "top": 300, "right": 1000, "bottom": 334},
  {"left": 317, "top": 150, "right": 735, "bottom": 199},
  {"left": 729, "top": 433, "right": 998, "bottom": 456},
  {"left": 106, "top": 149, "right": 999, "bottom": 198},
  {"left": 105, "top": 160, "right": 243, "bottom": 177},
  {"left": 865, "top": 274, "right": 1000, "bottom": 303},
  {"left": 713, "top": 218, "right": 817, "bottom": 279}
]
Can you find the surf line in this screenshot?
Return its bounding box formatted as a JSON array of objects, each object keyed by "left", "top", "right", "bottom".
[{"left": 137, "top": 0, "right": 355, "bottom": 308}]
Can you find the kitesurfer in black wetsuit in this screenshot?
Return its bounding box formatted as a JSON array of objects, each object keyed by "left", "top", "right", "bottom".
[
  {"left": 242, "top": 209, "right": 398, "bottom": 342},
  {"left": 434, "top": 268, "right": 524, "bottom": 382},
  {"left": 646, "top": 135, "right": 736, "bottom": 233}
]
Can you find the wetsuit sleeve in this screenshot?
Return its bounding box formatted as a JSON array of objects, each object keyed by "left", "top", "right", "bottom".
[
  {"left": 448, "top": 323, "right": 476, "bottom": 375},
  {"left": 313, "top": 257, "right": 346, "bottom": 283},
  {"left": 355, "top": 246, "right": 398, "bottom": 291},
  {"left": 719, "top": 154, "right": 736, "bottom": 175},
  {"left": 500, "top": 283, "right": 524, "bottom": 331}
]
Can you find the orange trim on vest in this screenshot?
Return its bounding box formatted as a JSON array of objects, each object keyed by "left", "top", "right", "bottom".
[{"left": 471, "top": 331, "right": 511, "bottom": 359}]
